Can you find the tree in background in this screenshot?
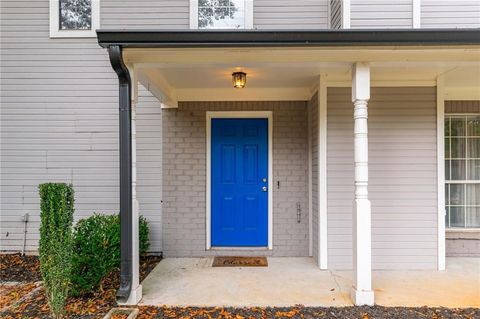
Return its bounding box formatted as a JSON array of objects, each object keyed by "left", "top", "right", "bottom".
[
  {"left": 198, "top": 0, "right": 239, "bottom": 28},
  {"left": 60, "top": 0, "right": 92, "bottom": 30}
]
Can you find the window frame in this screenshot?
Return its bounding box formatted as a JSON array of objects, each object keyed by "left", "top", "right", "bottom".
[
  {"left": 444, "top": 113, "right": 480, "bottom": 229},
  {"left": 190, "top": 0, "right": 253, "bottom": 30},
  {"left": 50, "top": 0, "right": 100, "bottom": 38}
]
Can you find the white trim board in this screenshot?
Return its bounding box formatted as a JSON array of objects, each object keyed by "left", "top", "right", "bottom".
[
  {"left": 444, "top": 88, "right": 480, "bottom": 101},
  {"left": 436, "top": 75, "right": 446, "bottom": 271},
  {"left": 412, "top": 0, "right": 421, "bottom": 29},
  {"left": 327, "top": 80, "right": 436, "bottom": 87},
  {"left": 342, "top": 0, "right": 351, "bottom": 29},
  {"left": 49, "top": 0, "right": 100, "bottom": 38},
  {"left": 327, "top": 0, "right": 331, "bottom": 29},
  {"left": 444, "top": 113, "right": 480, "bottom": 117},
  {"left": 308, "top": 100, "right": 313, "bottom": 257},
  {"left": 245, "top": 0, "right": 254, "bottom": 29},
  {"left": 177, "top": 88, "right": 312, "bottom": 102},
  {"left": 206, "top": 111, "right": 274, "bottom": 250},
  {"left": 318, "top": 74, "right": 328, "bottom": 269},
  {"left": 189, "top": 0, "right": 199, "bottom": 29}
]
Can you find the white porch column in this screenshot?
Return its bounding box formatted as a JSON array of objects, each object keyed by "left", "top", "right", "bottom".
[
  {"left": 318, "top": 74, "right": 328, "bottom": 269},
  {"left": 350, "top": 62, "right": 374, "bottom": 306},
  {"left": 129, "top": 96, "right": 142, "bottom": 304}
]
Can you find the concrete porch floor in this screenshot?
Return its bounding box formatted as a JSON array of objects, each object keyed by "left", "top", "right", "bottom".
[{"left": 140, "top": 257, "right": 480, "bottom": 308}]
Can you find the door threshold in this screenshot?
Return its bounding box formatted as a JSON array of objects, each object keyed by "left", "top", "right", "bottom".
[{"left": 210, "top": 246, "right": 270, "bottom": 251}]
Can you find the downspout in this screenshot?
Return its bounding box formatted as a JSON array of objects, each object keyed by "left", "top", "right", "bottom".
[{"left": 108, "top": 45, "right": 133, "bottom": 303}]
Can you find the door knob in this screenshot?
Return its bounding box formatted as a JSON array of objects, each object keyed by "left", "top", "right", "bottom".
[{"left": 262, "top": 186, "right": 267, "bottom": 192}]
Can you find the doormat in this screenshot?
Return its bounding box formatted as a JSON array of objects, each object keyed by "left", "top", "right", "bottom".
[{"left": 212, "top": 256, "right": 268, "bottom": 267}]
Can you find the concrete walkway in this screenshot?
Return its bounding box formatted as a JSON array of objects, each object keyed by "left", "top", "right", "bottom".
[{"left": 140, "top": 257, "right": 480, "bottom": 308}]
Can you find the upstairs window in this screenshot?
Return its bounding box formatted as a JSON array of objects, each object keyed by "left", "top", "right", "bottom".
[
  {"left": 445, "top": 115, "right": 480, "bottom": 228},
  {"left": 50, "top": 0, "right": 100, "bottom": 38},
  {"left": 190, "top": 0, "right": 253, "bottom": 29},
  {"left": 60, "top": 0, "right": 92, "bottom": 30}
]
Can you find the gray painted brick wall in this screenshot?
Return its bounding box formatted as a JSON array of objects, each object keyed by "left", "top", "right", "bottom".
[
  {"left": 162, "top": 101, "right": 309, "bottom": 257},
  {"left": 309, "top": 92, "right": 319, "bottom": 263},
  {"left": 447, "top": 240, "right": 480, "bottom": 257},
  {"left": 445, "top": 100, "right": 480, "bottom": 114}
]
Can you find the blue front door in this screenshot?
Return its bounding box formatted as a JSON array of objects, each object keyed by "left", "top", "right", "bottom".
[{"left": 211, "top": 118, "right": 268, "bottom": 247}]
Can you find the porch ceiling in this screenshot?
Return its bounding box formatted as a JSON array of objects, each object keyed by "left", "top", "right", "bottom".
[
  {"left": 110, "top": 31, "right": 480, "bottom": 105},
  {"left": 132, "top": 57, "right": 480, "bottom": 104}
]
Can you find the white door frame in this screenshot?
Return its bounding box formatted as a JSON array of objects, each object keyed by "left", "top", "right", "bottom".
[{"left": 206, "top": 111, "right": 273, "bottom": 250}]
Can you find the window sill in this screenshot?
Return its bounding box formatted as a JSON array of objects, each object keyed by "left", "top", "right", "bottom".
[
  {"left": 446, "top": 229, "right": 480, "bottom": 240},
  {"left": 49, "top": 30, "right": 97, "bottom": 38}
]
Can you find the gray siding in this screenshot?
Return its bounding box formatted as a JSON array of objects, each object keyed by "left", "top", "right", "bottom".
[
  {"left": 1, "top": 0, "right": 117, "bottom": 251},
  {"left": 351, "top": 0, "right": 413, "bottom": 29},
  {"left": 162, "top": 101, "right": 309, "bottom": 257},
  {"left": 308, "top": 92, "right": 319, "bottom": 263},
  {"left": 0, "top": 0, "right": 181, "bottom": 252},
  {"left": 254, "top": 0, "right": 329, "bottom": 29},
  {"left": 327, "top": 87, "right": 438, "bottom": 270},
  {"left": 102, "top": 0, "right": 189, "bottom": 29},
  {"left": 421, "top": 1, "right": 480, "bottom": 28}
]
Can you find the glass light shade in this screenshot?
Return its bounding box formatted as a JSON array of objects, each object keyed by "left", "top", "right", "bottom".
[{"left": 232, "top": 72, "right": 246, "bottom": 88}]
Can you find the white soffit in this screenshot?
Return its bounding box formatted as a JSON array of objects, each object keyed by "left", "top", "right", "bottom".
[
  {"left": 134, "top": 59, "right": 480, "bottom": 102},
  {"left": 444, "top": 65, "right": 480, "bottom": 100}
]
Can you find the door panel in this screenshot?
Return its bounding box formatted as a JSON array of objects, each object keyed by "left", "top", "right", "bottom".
[{"left": 211, "top": 118, "right": 268, "bottom": 247}]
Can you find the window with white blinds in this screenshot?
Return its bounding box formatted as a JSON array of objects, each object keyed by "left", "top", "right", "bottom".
[{"left": 445, "top": 115, "right": 480, "bottom": 228}]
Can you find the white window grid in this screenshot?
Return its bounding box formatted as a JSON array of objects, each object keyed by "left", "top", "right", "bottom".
[
  {"left": 198, "top": 0, "right": 245, "bottom": 29},
  {"left": 445, "top": 114, "right": 480, "bottom": 228},
  {"left": 199, "top": 1, "right": 237, "bottom": 18},
  {"left": 190, "top": 0, "right": 253, "bottom": 29}
]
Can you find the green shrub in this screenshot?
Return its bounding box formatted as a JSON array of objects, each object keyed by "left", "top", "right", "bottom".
[
  {"left": 38, "top": 183, "right": 74, "bottom": 319},
  {"left": 71, "top": 213, "right": 150, "bottom": 296},
  {"left": 139, "top": 215, "right": 149, "bottom": 254}
]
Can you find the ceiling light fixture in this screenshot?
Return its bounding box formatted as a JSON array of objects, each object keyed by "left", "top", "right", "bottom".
[{"left": 232, "top": 72, "right": 247, "bottom": 89}]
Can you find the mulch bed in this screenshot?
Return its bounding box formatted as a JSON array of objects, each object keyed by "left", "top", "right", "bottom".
[
  {"left": 1, "top": 253, "right": 478, "bottom": 319},
  {"left": 137, "top": 306, "right": 479, "bottom": 319},
  {"left": 0, "top": 253, "right": 161, "bottom": 319},
  {"left": 0, "top": 254, "right": 41, "bottom": 282},
  {"left": 0, "top": 282, "right": 39, "bottom": 310}
]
